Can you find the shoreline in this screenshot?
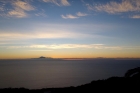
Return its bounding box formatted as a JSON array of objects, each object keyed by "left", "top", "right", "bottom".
[{"left": 0, "top": 76, "right": 139, "bottom": 93}]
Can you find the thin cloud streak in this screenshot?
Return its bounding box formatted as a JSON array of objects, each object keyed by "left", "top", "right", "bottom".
[
  {"left": 61, "top": 0, "right": 70, "bottom": 6},
  {"left": 61, "top": 14, "right": 78, "bottom": 19},
  {"left": 0, "top": 31, "right": 96, "bottom": 40},
  {"left": 6, "top": 44, "right": 103, "bottom": 49},
  {"left": 8, "top": 8, "right": 27, "bottom": 18},
  {"left": 6, "top": 44, "right": 140, "bottom": 50},
  {"left": 130, "top": 15, "right": 140, "bottom": 18},
  {"left": 13, "top": 0, "right": 34, "bottom": 11},
  {"left": 76, "top": 12, "right": 88, "bottom": 16},
  {"left": 42, "top": 0, "right": 70, "bottom": 6},
  {"left": 61, "top": 12, "right": 88, "bottom": 19},
  {"left": 29, "top": 50, "right": 53, "bottom": 51},
  {"left": 0, "top": 22, "right": 113, "bottom": 41},
  {"left": 87, "top": 0, "right": 140, "bottom": 14},
  {"left": 4, "top": 0, "right": 35, "bottom": 18},
  {"left": 0, "top": 7, "right": 4, "bottom": 11},
  {"left": 35, "top": 12, "right": 47, "bottom": 17}
]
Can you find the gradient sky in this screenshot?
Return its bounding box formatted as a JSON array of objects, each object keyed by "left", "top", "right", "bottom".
[{"left": 0, "top": 0, "right": 140, "bottom": 59}]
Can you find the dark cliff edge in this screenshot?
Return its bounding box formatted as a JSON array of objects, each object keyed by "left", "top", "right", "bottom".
[{"left": 0, "top": 67, "right": 140, "bottom": 93}]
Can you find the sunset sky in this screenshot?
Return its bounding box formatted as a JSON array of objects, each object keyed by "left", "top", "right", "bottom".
[{"left": 0, "top": 0, "right": 140, "bottom": 59}]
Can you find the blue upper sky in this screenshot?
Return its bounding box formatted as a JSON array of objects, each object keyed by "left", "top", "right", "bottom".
[{"left": 0, "top": 0, "right": 140, "bottom": 59}]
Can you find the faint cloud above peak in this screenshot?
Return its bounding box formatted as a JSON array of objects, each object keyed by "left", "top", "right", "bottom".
[
  {"left": 130, "top": 15, "right": 140, "bottom": 19},
  {"left": 35, "top": 12, "right": 47, "bottom": 17},
  {"left": 61, "top": 14, "right": 78, "bottom": 19},
  {"left": 35, "top": 9, "right": 47, "bottom": 17},
  {"left": 76, "top": 12, "right": 88, "bottom": 17},
  {"left": 87, "top": 0, "right": 140, "bottom": 14},
  {"left": 43, "top": 0, "right": 70, "bottom": 6},
  {"left": 61, "top": 12, "right": 88, "bottom": 19}
]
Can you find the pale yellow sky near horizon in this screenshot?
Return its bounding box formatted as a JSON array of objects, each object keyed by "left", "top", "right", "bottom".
[{"left": 0, "top": 47, "right": 140, "bottom": 59}]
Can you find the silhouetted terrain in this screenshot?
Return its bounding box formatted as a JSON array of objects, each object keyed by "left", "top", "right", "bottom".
[{"left": 0, "top": 67, "right": 140, "bottom": 93}]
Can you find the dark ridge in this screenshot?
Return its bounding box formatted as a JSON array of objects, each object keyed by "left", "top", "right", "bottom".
[{"left": 0, "top": 67, "right": 140, "bottom": 93}]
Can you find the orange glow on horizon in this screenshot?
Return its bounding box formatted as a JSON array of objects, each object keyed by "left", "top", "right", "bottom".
[{"left": 0, "top": 53, "right": 140, "bottom": 59}]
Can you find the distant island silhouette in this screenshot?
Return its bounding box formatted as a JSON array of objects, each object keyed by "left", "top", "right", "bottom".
[
  {"left": 32, "top": 56, "right": 57, "bottom": 60},
  {"left": 0, "top": 67, "right": 140, "bottom": 93},
  {"left": 39, "top": 56, "right": 46, "bottom": 58}
]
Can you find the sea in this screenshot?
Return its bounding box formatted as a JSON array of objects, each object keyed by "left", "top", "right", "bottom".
[{"left": 0, "top": 58, "right": 140, "bottom": 89}]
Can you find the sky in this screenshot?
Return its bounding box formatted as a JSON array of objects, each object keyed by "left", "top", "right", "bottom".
[{"left": 0, "top": 0, "right": 140, "bottom": 59}]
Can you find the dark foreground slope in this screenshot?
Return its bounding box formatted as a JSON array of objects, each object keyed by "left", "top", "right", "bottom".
[{"left": 0, "top": 67, "right": 140, "bottom": 93}]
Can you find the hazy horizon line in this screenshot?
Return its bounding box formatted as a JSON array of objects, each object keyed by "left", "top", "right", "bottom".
[{"left": 0, "top": 57, "right": 140, "bottom": 60}]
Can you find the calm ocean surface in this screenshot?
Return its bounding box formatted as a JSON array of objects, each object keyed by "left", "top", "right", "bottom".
[{"left": 0, "top": 59, "right": 140, "bottom": 89}]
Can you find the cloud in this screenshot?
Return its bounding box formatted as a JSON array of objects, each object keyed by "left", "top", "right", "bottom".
[
  {"left": 61, "top": 12, "right": 88, "bottom": 19},
  {"left": 0, "top": 1, "right": 8, "bottom": 17},
  {"left": 6, "top": 44, "right": 128, "bottom": 50},
  {"left": 0, "top": 23, "right": 111, "bottom": 42},
  {"left": 13, "top": 0, "right": 34, "bottom": 11},
  {"left": 7, "top": 0, "right": 34, "bottom": 18},
  {"left": 130, "top": 15, "right": 140, "bottom": 18},
  {"left": 8, "top": 44, "right": 140, "bottom": 51},
  {"left": 7, "top": 44, "right": 140, "bottom": 51},
  {"left": 8, "top": 8, "right": 27, "bottom": 18},
  {"left": 29, "top": 50, "right": 53, "bottom": 51},
  {"left": 0, "top": 30, "right": 94, "bottom": 41},
  {"left": 76, "top": 12, "right": 88, "bottom": 16},
  {"left": 61, "top": 0, "right": 70, "bottom": 6},
  {"left": 61, "top": 14, "right": 78, "bottom": 19},
  {"left": 43, "top": 0, "right": 70, "bottom": 6},
  {"left": 87, "top": 0, "right": 140, "bottom": 14},
  {"left": 104, "top": 46, "right": 122, "bottom": 50},
  {"left": 0, "top": 7, "right": 4, "bottom": 11},
  {"left": 29, "top": 44, "right": 104, "bottom": 49},
  {"left": 7, "top": 44, "right": 104, "bottom": 49},
  {"left": 35, "top": 9, "right": 47, "bottom": 17},
  {"left": 35, "top": 12, "right": 47, "bottom": 17}
]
